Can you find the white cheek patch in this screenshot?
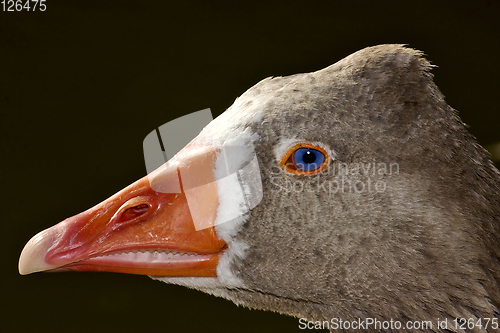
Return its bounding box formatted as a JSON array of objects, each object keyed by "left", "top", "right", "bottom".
[
  {"left": 213, "top": 136, "right": 263, "bottom": 227},
  {"left": 197, "top": 123, "right": 262, "bottom": 288},
  {"left": 145, "top": 108, "right": 263, "bottom": 233},
  {"left": 150, "top": 126, "right": 260, "bottom": 289},
  {"left": 151, "top": 83, "right": 269, "bottom": 289},
  {"left": 192, "top": 126, "right": 263, "bottom": 232},
  {"left": 198, "top": 121, "right": 262, "bottom": 223}
]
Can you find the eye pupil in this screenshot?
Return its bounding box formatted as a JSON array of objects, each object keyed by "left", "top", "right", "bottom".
[{"left": 302, "top": 151, "right": 316, "bottom": 164}]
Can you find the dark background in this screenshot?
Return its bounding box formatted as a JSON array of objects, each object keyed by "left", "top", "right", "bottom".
[{"left": 1, "top": 1, "right": 499, "bottom": 332}]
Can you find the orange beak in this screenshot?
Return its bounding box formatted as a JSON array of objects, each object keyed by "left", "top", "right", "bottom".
[{"left": 18, "top": 140, "right": 226, "bottom": 277}]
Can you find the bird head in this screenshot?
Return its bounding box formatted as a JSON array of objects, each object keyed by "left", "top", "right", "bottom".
[{"left": 19, "top": 44, "right": 500, "bottom": 324}]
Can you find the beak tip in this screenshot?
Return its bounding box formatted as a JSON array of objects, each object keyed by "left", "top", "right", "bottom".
[
  {"left": 18, "top": 262, "right": 31, "bottom": 275},
  {"left": 18, "top": 229, "right": 59, "bottom": 275}
]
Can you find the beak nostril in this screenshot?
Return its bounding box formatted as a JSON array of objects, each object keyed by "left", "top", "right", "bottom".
[
  {"left": 109, "top": 196, "right": 157, "bottom": 230},
  {"left": 122, "top": 204, "right": 150, "bottom": 220}
]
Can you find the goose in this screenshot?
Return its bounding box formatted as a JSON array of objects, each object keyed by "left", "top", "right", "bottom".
[{"left": 19, "top": 44, "right": 500, "bottom": 332}]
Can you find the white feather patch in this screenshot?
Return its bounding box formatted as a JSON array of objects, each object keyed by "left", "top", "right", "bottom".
[
  {"left": 151, "top": 79, "right": 268, "bottom": 290},
  {"left": 171, "top": 115, "right": 261, "bottom": 289}
]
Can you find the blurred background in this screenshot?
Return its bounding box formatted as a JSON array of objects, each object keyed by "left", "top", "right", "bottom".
[{"left": 1, "top": 1, "right": 499, "bottom": 332}]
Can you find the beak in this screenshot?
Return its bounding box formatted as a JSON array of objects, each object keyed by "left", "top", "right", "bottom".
[{"left": 18, "top": 140, "right": 226, "bottom": 277}]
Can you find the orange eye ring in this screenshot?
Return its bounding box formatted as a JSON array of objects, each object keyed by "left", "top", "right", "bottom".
[{"left": 279, "top": 143, "right": 329, "bottom": 175}]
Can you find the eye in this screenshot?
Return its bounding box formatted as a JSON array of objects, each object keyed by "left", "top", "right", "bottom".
[{"left": 280, "top": 143, "right": 329, "bottom": 175}]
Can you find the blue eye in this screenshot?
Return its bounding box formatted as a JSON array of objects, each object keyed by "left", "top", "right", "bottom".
[
  {"left": 291, "top": 147, "right": 326, "bottom": 172},
  {"left": 280, "top": 144, "right": 329, "bottom": 174}
]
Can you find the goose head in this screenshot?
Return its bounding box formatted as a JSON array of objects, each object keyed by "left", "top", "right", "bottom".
[{"left": 19, "top": 44, "right": 500, "bottom": 327}]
